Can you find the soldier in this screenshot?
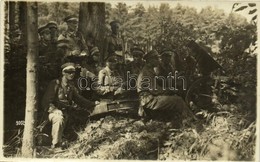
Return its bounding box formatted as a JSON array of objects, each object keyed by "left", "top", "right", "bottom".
[
  {"left": 38, "top": 23, "right": 59, "bottom": 64},
  {"left": 41, "top": 62, "right": 97, "bottom": 149},
  {"left": 159, "top": 49, "right": 186, "bottom": 97},
  {"left": 124, "top": 48, "right": 145, "bottom": 98},
  {"left": 38, "top": 24, "right": 52, "bottom": 57},
  {"left": 97, "top": 56, "right": 124, "bottom": 99},
  {"left": 159, "top": 50, "right": 174, "bottom": 74},
  {"left": 81, "top": 33, "right": 101, "bottom": 75},
  {"left": 137, "top": 50, "right": 195, "bottom": 125},
  {"left": 105, "top": 20, "right": 123, "bottom": 61},
  {"left": 127, "top": 47, "right": 145, "bottom": 75},
  {"left": 58, "top": 15, "right": 89, "bottom": 60},
  {"left": 46, "top": 21, "right": 59, "bottom": 44}
]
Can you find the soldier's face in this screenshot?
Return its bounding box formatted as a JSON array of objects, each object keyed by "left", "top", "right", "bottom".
[
  {"left": 67, "top": 21, "right": 78, "bottom": 31},
  {"left": 63, "top": 70, "right": 75, "bottom": 80},
  {"left": 42, "top": 32, "right": 51, "bottom": 41},
  {"left": 50, "top": 28, "right": 58, "bottom": 41},
  {"left": 112, "top": 24, "right": 120, "bottom": 34}
]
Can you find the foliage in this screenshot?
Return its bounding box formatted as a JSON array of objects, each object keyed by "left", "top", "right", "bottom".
[
  {"left": 106, "top": 2, "right": 256, "bottom": 113},
  {"left": 3, "top": 2, "right": 257, "bottom": 159},
  {"left": 160, "top": 107, "right": 256, "bottom": 160},
  {"left": 38, "top": 2, "right": 79, "bottom": 25}
]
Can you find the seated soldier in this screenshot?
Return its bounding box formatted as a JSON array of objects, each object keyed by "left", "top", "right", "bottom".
[
  {"left": 137, "top": 50, "right": 196, "bottom": 125},
  {"left": 41, "top": 62, "right": 98, "bottom": 149},
  {"left": 158, "top": 49, "right": 186, "bottom": 97},
  {"left": 126, "top": 47, "right": 145, "bottom": 75},
  {"left": 97, "top": 56, "right": 124, "bottom": 99},
  {"left": 124, "top": 48, "right": 145, "bottom": 98}
]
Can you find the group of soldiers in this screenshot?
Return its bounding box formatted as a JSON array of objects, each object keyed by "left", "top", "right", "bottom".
[{"left": 39, "top": 15, "right": 195, "bottom": 150}]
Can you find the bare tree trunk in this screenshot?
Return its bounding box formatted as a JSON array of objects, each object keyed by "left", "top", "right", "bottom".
[
  {"left": 19, "top": 2, "right": 27, "bottom": 45},
  {"left": 78, "top": 2, "right": 106, "bottom": 64},
  {"left": 21, "top": 2, "right": 38, "bottom": 158},
  {"left": 9, "top": 2, "right": 15, "bottom": 41}
]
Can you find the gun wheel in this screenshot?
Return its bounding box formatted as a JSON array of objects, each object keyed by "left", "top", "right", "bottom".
[{"left": 185, "top": 76, "right": 214, "bottom": 109}]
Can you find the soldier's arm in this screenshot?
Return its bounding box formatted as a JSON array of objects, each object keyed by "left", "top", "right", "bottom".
[{"left": 72, "top": 87, "right": 95, "bottom": 111}]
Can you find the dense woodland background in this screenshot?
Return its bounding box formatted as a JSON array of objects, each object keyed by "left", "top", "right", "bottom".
[{"left": 3, "top": 2, "right": 257, "bottom": 160}]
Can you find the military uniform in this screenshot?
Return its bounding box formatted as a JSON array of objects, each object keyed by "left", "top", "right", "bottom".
[
  {"left": 106, "top": 33, "right": 123, "bottom": 59},
  {"left": 46, "top": 21, "right": 58, "bottom": 43},
  {"left": 137, "top": 50, "right": 194, "bottom": 123},
  {"left": 38, "top": 24, "right": 56, "bottom": 57},
  {"left": 105, "top": 21, "right": 123, "bottom": 61},
  {"left": 126, "top": 48, "right": 145, "bottom": 75},
  {"left": 97, "top": 56, "right": 124, "bottom": 99},
  {"left": 58, "top": 16, "right": 89, "bottom": 63},
  {"left": 41, "top": 63, "right": 95, "bottom": 148},
  {"left": 123, "top": 48, "right": 145, "bottom": 98},
  {"left": 159, "top": 49, "right": 187, "bottom": 97},
  {"left": 38, "top": 24, "right": 61, "bottom": 121}
]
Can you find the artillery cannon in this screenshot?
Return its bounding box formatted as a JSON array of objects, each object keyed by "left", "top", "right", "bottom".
[
  {"left": 185, "top": 40, "right": 223, "bottom": 108},
  {"left": 90, "top": 40, "right": 223, "bottom": 116}
]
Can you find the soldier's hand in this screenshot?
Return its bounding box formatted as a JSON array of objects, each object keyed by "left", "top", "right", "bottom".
[
  {"left": 154, "top": 67, "right": 160, "bottom": 75},
  {"left": 80, "top": 49, "right": 90, "bottom": 56},
  {"left": 98, "top": 87, "right": 110, "bottom": 95},
  {"left": 48, "top": 104, "right": 56, "bottom": 113},
  {"left": 71, "top": 50, "right": 81, "bottom": 56},
  {"left": 114, "top": 87, "right": 123, "bottom": 95}
]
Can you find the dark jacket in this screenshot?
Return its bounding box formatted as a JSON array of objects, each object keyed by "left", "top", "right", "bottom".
[
  {"left": 105, "top": 34, "right": 123, "bottom": 60},
  {"left": 41, "top": 79, "right": 95, "bottom": 112}
]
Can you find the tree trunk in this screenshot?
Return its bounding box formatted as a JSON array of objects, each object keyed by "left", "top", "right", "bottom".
[
  {"left": 18, "top": 2, "right": 27, "bottom": 45},
  {"left": 21, "top": 2, "right": 38, "bottom": 158},
  {"left": 9, "top": 2, "right": 15, "bottom": 41},
  {"left": 78, "top": 2, "right": 106, "bottom": 64}
]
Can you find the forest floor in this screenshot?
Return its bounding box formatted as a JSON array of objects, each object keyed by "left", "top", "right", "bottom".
[
  {"left": 3, "top": 104, "right": 256, "bottom": 160},
  {"left": 32, "top": 103, "right": 256, "bottom": 160}
]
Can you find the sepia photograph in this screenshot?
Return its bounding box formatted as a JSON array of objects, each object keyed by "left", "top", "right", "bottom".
[{"left": 1, "top": 0, "right": 258, "bottom": 161}]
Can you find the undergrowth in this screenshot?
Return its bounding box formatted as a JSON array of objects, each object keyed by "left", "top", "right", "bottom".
[{"left": 29, "top": 103, "right": 256, "bottom": 160}]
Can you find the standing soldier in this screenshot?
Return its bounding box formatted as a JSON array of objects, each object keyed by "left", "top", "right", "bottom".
[
  {"left": 58, "top": 15, "right": 89, "bottom": 60},
  {"left": 46, "top": 21, "right": 59, "bottom": 44},
  {"left": 105, "top": 20, "right": 123, "bottom": 61},
  {"left": 38, "top": 24, "right": 52, "bottom": 57},
  {"left": 38, "top": 23, "right": 60, "bottom": 79}
]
